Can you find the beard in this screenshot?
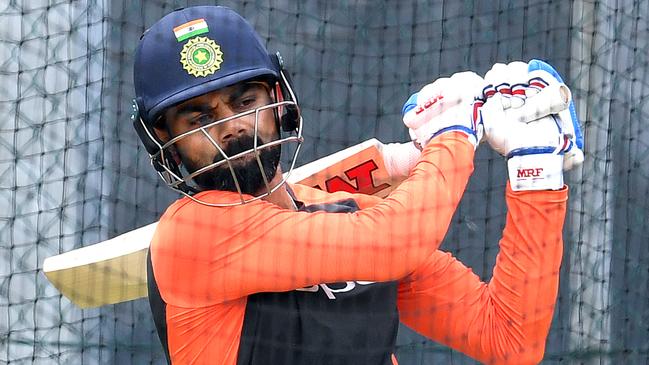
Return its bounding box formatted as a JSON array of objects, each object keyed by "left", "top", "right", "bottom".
[{"left": 182, "top": 134, "right": 281, "bottom": 195}]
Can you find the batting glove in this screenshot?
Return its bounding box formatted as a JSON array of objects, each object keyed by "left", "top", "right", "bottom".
[
  {"left": 528, "top": 60, "right": 584, "bottom": 170},
  {"left": 481, "top": 60, "right": 583, "bottom": 190},
  {"left": 483, "top": 60, "right": 584, "bottom": 171},
  {"left": 402, "top": 71, "right": 485, "bottom": 149}
]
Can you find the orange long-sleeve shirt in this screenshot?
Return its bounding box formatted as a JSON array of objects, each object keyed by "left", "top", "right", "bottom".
[
  {"left": 148, "top": 132, "right": 567, "bottom": 364},
  {"left": 396, "top": 185, "right": 566, "bottom": 364}
]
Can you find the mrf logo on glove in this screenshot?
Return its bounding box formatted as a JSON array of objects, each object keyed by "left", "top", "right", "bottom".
[
  {"left": 481, "top": 59, "right": 585, "bottom": 191},
  {"left": 517, "top": 168, "right": 544, "bottom": 178}
]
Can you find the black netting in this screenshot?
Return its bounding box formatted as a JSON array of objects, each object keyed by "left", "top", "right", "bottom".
[{"left": 1, "top": 0, "right": 648, "bottom": 363}]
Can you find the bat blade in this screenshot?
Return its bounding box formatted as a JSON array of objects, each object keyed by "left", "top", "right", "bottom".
[
  {"left": 43, "top": 223, "right": 158, "bottom": 308},
  {"left": 43, "top": 139, "right": 405, "bottom": 308},
  {"left": 288, "top": 138, "right": 401, "bottom": 198}
]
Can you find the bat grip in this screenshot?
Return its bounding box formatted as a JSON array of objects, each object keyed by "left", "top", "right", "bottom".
[{"left": 381, "top": 142, "right": 421, "bottom": 178}]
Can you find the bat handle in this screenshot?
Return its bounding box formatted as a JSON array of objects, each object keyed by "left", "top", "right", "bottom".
[{"left": 380, "top": 142, "right": 421, "bottom": 178}]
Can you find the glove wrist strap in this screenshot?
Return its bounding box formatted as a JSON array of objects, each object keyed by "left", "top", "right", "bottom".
[
  {"left": 423, "top": 127, "right": 478, "bottom": 149},
  {"left": 507, "top": 153, "right": 564, "bottom": 191}
]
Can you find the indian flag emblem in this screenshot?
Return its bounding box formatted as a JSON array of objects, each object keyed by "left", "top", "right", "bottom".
[{"left": 173, "top": 19, "right": 209, "bottom": 42}]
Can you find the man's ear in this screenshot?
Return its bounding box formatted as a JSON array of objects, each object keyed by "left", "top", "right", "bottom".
[
  {"left": 152, "top": 122, "right": 182, "bottom": 165},
  {"left": 153, "top": 124, "right": 170, "bottom": 144}
]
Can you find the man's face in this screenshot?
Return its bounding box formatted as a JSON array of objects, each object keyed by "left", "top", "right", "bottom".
[{"left": 157, "top": 81, "right": 281, "bottom": 195}]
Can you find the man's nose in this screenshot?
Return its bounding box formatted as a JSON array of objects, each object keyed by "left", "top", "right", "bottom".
[{"left": 213, "top": 116, "right": 251, "bottom": 145}]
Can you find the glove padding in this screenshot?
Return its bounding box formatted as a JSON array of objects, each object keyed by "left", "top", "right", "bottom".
[
  {"left": 482, "top": 95, "right": 566, "bottom": 190},
  {"left": 528, "top": 60, "right": 584, "bottom": 170},
  {"left": 402, "top": 71, "right": 485, "bottom": 149},
  {"left": 482, "top": 60, "right": 583, "bottom": 190},
  {"left": 483, "top": 60, "right": 584, "bottom": 171}
]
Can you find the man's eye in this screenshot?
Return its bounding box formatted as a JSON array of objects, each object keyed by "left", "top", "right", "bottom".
[
  {"left": 236, "top": 96, "right": 257, "bottom": 109},
  {"left": 192, "top": 114, "right": 215, "bottom": 126}
]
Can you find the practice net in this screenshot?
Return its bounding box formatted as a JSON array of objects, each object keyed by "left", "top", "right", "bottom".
[{"left": 1, "top": 0, "right": 648, "bottom": 364}]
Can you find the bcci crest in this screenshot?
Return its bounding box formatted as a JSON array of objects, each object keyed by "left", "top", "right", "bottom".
[{"left": 180, "top": 36, "right": 223, "bottom": 77}]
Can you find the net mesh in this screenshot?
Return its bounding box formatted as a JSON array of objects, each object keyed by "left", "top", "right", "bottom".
[{"left": 1, "top": 0, "right": 648, "bottom": 363}]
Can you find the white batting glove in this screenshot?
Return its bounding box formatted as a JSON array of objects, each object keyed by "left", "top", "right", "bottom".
[
  {"left": 401, "top": 71, "right": 485, "bottom": 149},
  {"left": 483, "top": 60, "right": 585, "bottom": 170},
  {"left": 481, "top": 60, "right": 584, "bottom": 190},
  {"left": 528, "top": 60, "right": 584, "bottom": 170}
]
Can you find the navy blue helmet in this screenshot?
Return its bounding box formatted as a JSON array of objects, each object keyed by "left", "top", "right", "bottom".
[{"left": 132, "top": 6, "right": 302, "bottom": 204}]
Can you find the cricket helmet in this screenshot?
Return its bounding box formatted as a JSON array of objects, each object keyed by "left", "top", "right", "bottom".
[{"left": 132, "top": 6, "right": 302, "bottom": 205}]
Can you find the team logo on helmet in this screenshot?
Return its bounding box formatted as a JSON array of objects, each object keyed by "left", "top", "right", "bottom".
[{"left": 179, "top": 36, "right": 223, "bottom": 77}]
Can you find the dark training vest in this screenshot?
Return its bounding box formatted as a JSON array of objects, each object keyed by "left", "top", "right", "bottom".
[{"left": 148, "top": 198, "right": 400, "bottom": 365}]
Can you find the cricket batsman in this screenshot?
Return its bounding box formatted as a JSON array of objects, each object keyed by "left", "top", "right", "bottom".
[{"left": 131, "top": 5, "right": 583, "bottom": 365}]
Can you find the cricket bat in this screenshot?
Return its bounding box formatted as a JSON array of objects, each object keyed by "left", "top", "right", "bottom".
[{"left": 43, "top": 139, "right": 412, "bottom": 308}]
